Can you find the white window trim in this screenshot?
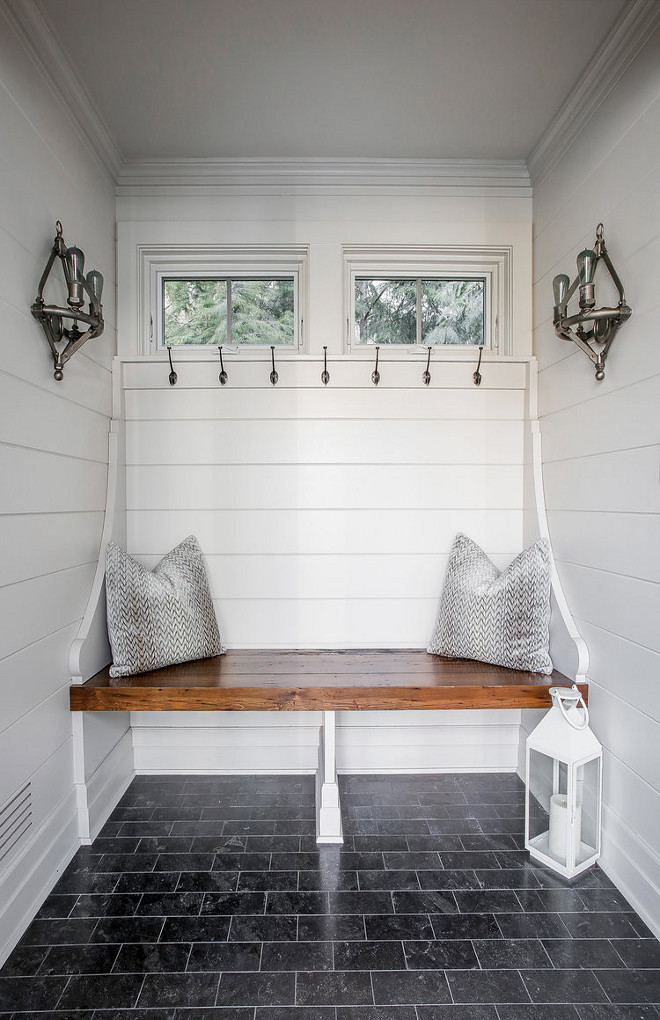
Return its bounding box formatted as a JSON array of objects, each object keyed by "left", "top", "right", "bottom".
[
  {"left": 138, "top": 245, "right": 309, "bottom": 355},
  {"left": 343, "top": 245, "right": 512, "bottom": 356}
]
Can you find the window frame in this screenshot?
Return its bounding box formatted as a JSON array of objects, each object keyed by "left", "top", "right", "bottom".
[
  {"left": 139, "top": 245, "right": 309, "bottom": 355},
  {"left": 343, "top": 245, "right": 512, "bottom": 355}
]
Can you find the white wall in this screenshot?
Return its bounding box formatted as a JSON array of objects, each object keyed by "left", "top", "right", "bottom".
[
  {"left": 0, "top": 8, "right": 118, "bottom": 964},
  {"left": 532, "top": 27, "right": 660, "bottom": 935},
  {"left": 116, "top": 190, "right": 534, "bottom": 774}
]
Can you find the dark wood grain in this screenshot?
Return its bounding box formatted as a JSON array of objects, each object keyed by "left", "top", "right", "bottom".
[{"left": 70, "top": 650, "right": 583, "bottom": 712}]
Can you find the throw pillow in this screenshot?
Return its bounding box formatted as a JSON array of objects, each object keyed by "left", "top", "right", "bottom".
[
  {"left": 106, "top": 535, "right": 224, "bottom": 677},
  {"left": 428, "top": 532, "right": 553, "bottom": 674}
]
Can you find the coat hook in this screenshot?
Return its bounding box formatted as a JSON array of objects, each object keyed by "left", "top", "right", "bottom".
[
  {"left": 270, "top": 345, "right": 278, "bottom": 385},
  {"left": 371, "top": 345, "right": 380, "bottom": 386},
  {"left": 473, "top": 346, "right": 484, "bottom": 387},
  {"left": 321, "top": 346, "right": 330, "bottom": 385},
  {"left": 217, "top": 345, "right": 228, "bottom": 385},
  {"left": 167, "top": 346, "right": 178, "bottom": 386},
  {"left": 423, "top": 345, "right": 432, "bottom": 386}
]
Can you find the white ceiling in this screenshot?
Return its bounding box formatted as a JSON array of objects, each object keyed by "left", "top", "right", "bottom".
[{"left": 35, "top": 0, "right": 628, "bottom": 162}]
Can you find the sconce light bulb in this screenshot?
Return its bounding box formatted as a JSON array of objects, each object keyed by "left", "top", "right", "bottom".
[
  {"left": 65, "top": 245, "right": 85, "bottom": 308},
  {"left": 576, "top": 248, "right": 597, "bottom": 286},
  {"left": 86, "top": 269, "right": 104, "bottom": 303},
  {"left": 553, "top": 274, "right": 570, "bottom": 307}
]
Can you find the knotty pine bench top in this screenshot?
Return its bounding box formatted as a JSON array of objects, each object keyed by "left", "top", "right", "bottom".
[{"left": 70, "top": 649, "right": 582, "bottom": 712}]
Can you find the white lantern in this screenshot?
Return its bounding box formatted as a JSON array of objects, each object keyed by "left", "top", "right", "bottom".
[{"left": 525, "top": 685, "right": 602, "bottom": 879}]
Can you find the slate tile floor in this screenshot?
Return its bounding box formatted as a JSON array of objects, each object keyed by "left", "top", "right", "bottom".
[{"left": 1, "top": 772, "right": 660, "bottom": 1018}]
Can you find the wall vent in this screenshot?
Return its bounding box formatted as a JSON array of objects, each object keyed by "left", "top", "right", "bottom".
[{"left": 0, "top": 782, "right": 32, "bottom": 867}]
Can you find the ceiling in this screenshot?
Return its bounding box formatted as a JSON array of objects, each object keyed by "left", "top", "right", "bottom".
[{"left": 36, "top": 0, "right": 628, "bottom": 162}]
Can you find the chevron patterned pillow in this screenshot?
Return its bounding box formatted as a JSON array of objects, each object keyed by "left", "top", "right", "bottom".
[
  {"left": 106, "top": 535, "right": 224, "bottom": 677},
  {"left": 428, "top": 533, "right": 553, "bottom": 674}
]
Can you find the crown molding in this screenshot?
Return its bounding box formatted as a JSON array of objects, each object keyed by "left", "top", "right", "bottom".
[
  {"left": 4, "top": 0, "right": 123, "bottom": 183},
  {"left": 117, "top": 157, "right": 532, "bottom": 198},
  {"left": 527, "top": 0, "right": 660, "bottom": 187}
]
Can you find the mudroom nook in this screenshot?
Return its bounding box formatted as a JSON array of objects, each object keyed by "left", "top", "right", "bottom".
[{"left": 1, "top": 0, "right": 659, "bottom": 1015}]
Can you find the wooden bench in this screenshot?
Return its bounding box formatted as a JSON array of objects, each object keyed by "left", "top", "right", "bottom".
[
  {"left": 70, "top": 648, "right": 579, "bottom": 713},
  {"left": 70, "top": 649, "right": 582, "bottom": 845}
]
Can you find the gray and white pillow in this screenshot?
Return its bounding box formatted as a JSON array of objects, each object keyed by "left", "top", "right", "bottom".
[
  {"left": 106, "top": 535, "right": 224, "bottom": 677},
  {"left": 428, "top": 533, "right": 553, "bottom": 674}
]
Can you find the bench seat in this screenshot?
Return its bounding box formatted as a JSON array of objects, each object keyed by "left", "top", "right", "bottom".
[{"left": 70, "top": 649, "right": 581, "bottom": 712}]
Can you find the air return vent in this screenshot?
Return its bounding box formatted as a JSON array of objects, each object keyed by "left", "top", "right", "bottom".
[{"left": 0, "top": 782, "right": 32, "bottom": 866}]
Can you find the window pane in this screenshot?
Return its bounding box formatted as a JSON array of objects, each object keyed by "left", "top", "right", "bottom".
[
  {"left": 232, "top": 279, "right": 295, "bottom": 345},
  {"left": 163, "top": 279, "right": 227, "bottom": 345},
  {"left": 354, "top": 279, "right": 417, "bottom": 344},
  {"left": 421, "top": 279, "right": 485, "bottom": 346}
]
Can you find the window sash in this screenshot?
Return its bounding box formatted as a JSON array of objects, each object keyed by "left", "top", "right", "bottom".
[
  {"left": 161, "top": 276, "right": 297, "bottom": 348},
  {"left": 353, "top": 276, "right": 487, "bottom": 347}
]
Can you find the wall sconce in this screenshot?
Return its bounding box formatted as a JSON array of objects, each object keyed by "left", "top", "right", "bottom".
[
  {"left": 31, "top": 221, "right": 104, "bottom": 380},
  {"left": 553, "top": 223, "right": 631, "bottom": 380}
]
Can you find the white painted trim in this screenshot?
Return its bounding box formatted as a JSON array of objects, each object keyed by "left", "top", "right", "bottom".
[
  {"left": 77, "top": 729, "right": 135, "bottom": 844},
  {"left": 527, "top": 0, "right": 660, "bottom": 186},
  {"left": 117, "top": 157, "right": 532, "bottom": 197},
  {"left": 0, "top": 790, "right": 78, "bottom": 968},
  {"left": 316, "top": 711, "right": 343, "bottom": 844},
  {"left": 3, "top": 0, "right": 123, "bottom": 183},
  {"left": 528, "top": 361, "right": 589, "bottom": 683}
]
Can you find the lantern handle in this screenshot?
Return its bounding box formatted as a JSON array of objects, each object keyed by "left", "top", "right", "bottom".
[{"left": 551, "top": 684, "right": 590, "bottom": 730}]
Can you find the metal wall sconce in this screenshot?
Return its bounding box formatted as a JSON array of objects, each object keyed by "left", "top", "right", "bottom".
[
  {"left": 552, "top": 223, "right": 631, "bottom": 381},
  {"left": 31, "top": 221, "right": 104, "bottom": 381}
]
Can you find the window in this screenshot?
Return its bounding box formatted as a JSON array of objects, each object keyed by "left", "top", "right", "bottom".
[
  {"left": 354, "top": 277, "right": 486, "bottom": 347},
  {"left": 139, "top": 246, "right": 308, "bottom": 353},
  {"left": 344, "top": 245, "right": 512, "bottom": 354},
  {"left": 163, "top": 277, "right": 295, "bottom": 347}
]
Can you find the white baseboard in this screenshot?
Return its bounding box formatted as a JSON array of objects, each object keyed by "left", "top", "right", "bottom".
[
  {"left": 0, "top": 790, "right": 79, "bottom": 968},
  {"left": 79, "top": 728, "right": 135, "bottom": 843}
]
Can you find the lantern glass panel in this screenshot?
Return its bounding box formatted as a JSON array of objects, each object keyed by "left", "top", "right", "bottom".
[{"left": 576, "top": 756, "right": 601, "bottom": 862}]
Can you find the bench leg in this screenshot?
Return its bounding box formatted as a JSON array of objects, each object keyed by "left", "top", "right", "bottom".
[{"left": 315, "top": 710, "right": 343, "bottom": 844}]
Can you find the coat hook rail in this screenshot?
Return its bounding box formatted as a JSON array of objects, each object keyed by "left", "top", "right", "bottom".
[
  {"left": 472, "top": 346, "right": 484, "bottom": 387},
  {"left": 270, "top": 345, "right": 278, "bottom": 386},
  {"left": 321, "top": 346, "right": 330, "bottom": 385},
  {"left": 217, "top": 345, "right": 228, "bottom": 385},
  {"left": 423, "top": 345, "right": 432, "bottom": 386},
  {"left": 167, "top": 346, "right": 178, "bottom": 386},
  {"left": 371, "top": 346, "right": 380, "bottom": 386}
]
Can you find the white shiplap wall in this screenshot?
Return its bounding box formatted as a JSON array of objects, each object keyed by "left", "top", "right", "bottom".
[
  {"left": 530, "top": 26, "right": 660, "bottom": 935},
  {"left": 0, "top": 8, "right": 119, "bottom": 964},
  {"left": 124, "top": 355, "right": 528, "bottom": 774}
]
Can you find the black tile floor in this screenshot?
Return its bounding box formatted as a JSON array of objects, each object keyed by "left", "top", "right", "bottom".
[{"left": 1, "top": 772, "right": 659, "bottom": 1018}]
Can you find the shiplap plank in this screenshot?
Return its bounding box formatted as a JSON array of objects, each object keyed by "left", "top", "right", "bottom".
[
  {"left": 557, "top": 561, "right": 660, "bottom": 655},
  {"left": 0, "top": 688, "right": 73, "bottom": 807},
  {"left": 138, "top": 551, "right": 515, "bottom": 601},
  {"left": 0, "top": 623, "right": 79, "bottom": 734},
  {"left": 213, "top": 597, "right": 439, "bottom": 648},
  {"left": 127, "top": 508, "right": 523, "bottom": 557},
  {"left": 601, "top": 753, "right": 660, "bottom": 876},
  {"left": 547, "top": 510, "right": 660, "bottom": 586},
  {"left": 0, "top": 563, "right": 95, "bottom": 661},
  {"left": 576, "top": 620, "right": 660, "bottom": 727},
  {"left": 125, "top": 386, "right": 525, "bottom": 422},
  {"left": 541, "top": 374, "right": 660, "bottom": 464},
  {"left": 0, "top": 512, "right": 104, "bottom": 589},
  {"left": 127, "top": 418, "right": 523, "bottom": 467},
  {"left": 542, "top": 447, "right": 660, "bottom": 514},
  {"left": 0, "top": 373, "right": 109, "bottom": 463},
  {"left": 0, "top": 446, "right": 108, "bottom": 514},
  {"left": 589, "top": 682, "right": 660, "bottom": 796},
  {"left": 122, "top": 358, "right": 527, "bottom": 391},
  {"left": 127, "top": 464, "right": 523, "bottom": 511}
]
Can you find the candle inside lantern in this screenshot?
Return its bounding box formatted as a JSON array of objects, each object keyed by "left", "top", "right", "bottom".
[{"left": 549, "top": 793, "right": 581, "bottom": 860}]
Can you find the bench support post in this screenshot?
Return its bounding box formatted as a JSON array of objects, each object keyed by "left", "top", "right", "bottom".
[{"left": 315, "top": 710, "right": 343, "bottom": 844}]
